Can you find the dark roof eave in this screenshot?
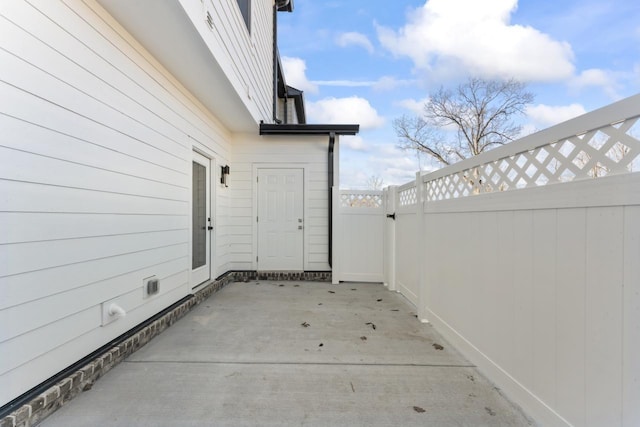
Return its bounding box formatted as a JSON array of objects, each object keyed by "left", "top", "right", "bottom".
[
  {"left": 285, "top": 87, "right": 306, "bottom": 124},
  {"left": 259, "top": 123, "right": 360, "bottom": 135},
  {"left": 277, "top": 0, "right": 294, "bottom": 12}
]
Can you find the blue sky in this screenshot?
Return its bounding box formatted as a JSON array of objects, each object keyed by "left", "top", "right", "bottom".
[{"left": 277, "top": 0, "right": 640, "bottom": 189}]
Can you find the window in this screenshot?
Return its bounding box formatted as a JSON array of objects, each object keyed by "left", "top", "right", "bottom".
[{"left": 236, "top": 0, "right": 251, "bottom": 33}]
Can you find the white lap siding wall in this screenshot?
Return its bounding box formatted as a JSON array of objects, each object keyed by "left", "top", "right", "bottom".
[{"left": 0, "top": 0, "right": 233, "bottom": 404}]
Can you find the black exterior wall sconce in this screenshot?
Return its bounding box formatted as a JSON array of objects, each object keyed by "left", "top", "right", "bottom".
[{"left": 220, "top": 165, "right": 230, "bottom": 187}]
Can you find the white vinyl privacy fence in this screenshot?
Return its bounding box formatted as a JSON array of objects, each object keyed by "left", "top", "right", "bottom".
[
  {"left": 332, "top": 190, "right": 385, "bottom": 283},
  {"left": 333, "top": 94, "right": 640, "bottom": 427}
]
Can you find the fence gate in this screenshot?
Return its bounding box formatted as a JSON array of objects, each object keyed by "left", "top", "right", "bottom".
[{"left": 333, "top": 190, "right": 385, "bottom": 283}]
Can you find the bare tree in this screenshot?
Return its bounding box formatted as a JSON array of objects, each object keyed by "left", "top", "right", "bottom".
[
  {"left": 394, "top": 78, "right": 534, "bottom": 166},
  {"left": 365, "top": 175, "right": 385, "bottom": 190}
]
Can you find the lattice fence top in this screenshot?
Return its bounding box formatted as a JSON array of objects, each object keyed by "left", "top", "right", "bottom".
[
  {"left": 340, "top": 191, "right": 383, "bottom": 208},
  {"left": 425, "top": 116, "right": 640, "bottom": 201},
  {"left": 398, "top": 185, "right": 418, "bottom": 206}
]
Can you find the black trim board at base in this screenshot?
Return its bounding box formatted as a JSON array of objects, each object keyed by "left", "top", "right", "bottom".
[{"left": 0, "top": 293, "right": 193, "bottom": 417}]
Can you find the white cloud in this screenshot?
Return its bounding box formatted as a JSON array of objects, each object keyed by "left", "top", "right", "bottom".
[
  {"left": 312, "top": 80, "right": 376, "bottom": 88},
  {"left": 307, "top": 96, "right": 385, "bottom": 130},
  {"left": 341, "top": 135, "right": 368, "bottom": 151},
  {"left": 569, "top": 68, "right": 621, "bottom": 99},
  {"left": 526, "top": 103, "right": 586, "bottom": 128},
  {"left": 376, "top": 0, "right": 575, "bottom": 82},
  {"left": 395, "top": 97, "right": 430, "bottom": 115},
  {"left": 340, "top": 143, "right": 419, "bottom": 189},
  {"left": 281, "top": 57, "right": 318, "bottom": 94},
  {"left": 310, "top": 76, "right": 416, "bottom": 91},
  {"left": 367, "top": 145, "right": 423, "bottom": 186},
  {"left": 336, "top": 32, "right": 374, "bottom": 54},
  {"left": 372, "top": 76, "right": 417, "bottom": 91}
]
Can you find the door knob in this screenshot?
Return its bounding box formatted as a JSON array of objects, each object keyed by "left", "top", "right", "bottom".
[{"left": 298, "top": 225, "right": 303, "bottom": 230}]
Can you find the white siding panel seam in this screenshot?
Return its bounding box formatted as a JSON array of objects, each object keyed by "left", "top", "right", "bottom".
[
  {"left": 1, "top": 256, "right": 189, "bottom": 311},
  {"left": 211, "top": 0, "right": 270, "bottom": 119},
  {"left": 1, "top": 240, "right": 188, "bottom": 279},
  {"left": 1, "top": 9, "right": 192, "bottom": 142},
  {"left": 0, "top": 40, "right": 187, "bottom": 152},
  {"left": 1, "top": 246, "right": 189, "bottom": 310},
  {"left": 0, "top": 266, "right": 190, "bottom": 344},
  {"left": 0, "top": 0, "right": 240, "bottom": 404},
  {"left": 74, "top": 0, "right": 233, "bottom": 143},
  {"left": 0, "top": 113, "right": 188, "bottom": 177},
  {"left": 0, "top": 227, "right": 188, "bottom": 246},
  {"left": 0, "top": 144, "right": 188, "bottom": 191},
  {"left": 17, "top": 0, "right": 229, "bottom": 153},
  {"left": 0, "top": 78, "right": 187, "bottom": 163},
  {"left": 1, "top": 307, "right": 99, "bottom": 374},
  {"left": 0, "top": 178, "right": 189, "bottom": 204}
]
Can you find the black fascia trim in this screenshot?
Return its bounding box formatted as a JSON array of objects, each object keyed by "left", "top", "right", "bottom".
[
  {"left": 277, "top": 55, "right": 287, "bottom": 98},
  {"left": 277, "top": 0, "right": 293, "bottom": 12},
  {"left": 259, "top": 123, "right": 359, "bottom": 135},
  {"left": 285, "top": 86, "right": 306, "bottom": 124}
]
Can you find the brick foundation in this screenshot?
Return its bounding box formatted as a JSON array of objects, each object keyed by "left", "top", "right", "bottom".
[{"left": 0, "top": 271, "right": 330, "bottom": 427}]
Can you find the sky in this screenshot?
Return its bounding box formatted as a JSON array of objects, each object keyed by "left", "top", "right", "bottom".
[{"left": 276, "top": 0, "right": 640, "bottom": 189}]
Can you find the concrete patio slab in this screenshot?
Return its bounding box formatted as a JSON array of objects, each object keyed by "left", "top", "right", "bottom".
[{"left": 41, "top": 281, "right": 534, "bottom": 426}]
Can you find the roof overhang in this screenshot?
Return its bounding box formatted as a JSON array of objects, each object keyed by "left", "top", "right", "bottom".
[
  {"left": 259, "top": 124, "right": 359, "bottom": 135},
  {"left": 97, "top": 0, "right": 257, "bottom": 133},
  {"left": 285, "top": 86, "right": 306, "bottom": 124},
  {"left": 277, "top": 0, "right": 294, "bottom": 12}
]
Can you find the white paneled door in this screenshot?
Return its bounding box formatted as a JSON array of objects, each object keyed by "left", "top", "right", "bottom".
[
  {"left": 257, "top": 169, "right": 304, "bottom": 270},
  {"left": 192, "top": 152, "right": 211, "bottom": 286}
]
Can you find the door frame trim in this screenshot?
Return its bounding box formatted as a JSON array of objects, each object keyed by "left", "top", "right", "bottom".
[
  {"left": 252, "top": 163, "right": 309, "bottom": 271},
  {"left": 191, "top": 150, "right": 215, "bottom": 287}
]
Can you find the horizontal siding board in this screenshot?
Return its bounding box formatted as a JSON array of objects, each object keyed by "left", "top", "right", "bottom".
[
  {"left": 0, "top": 259, "right": 188, "bottom": 343},
  {"left": 225, "top": 226, "right": 253, "bottom": 236},
  {"left": 0, "top": 212, "right": 188, "bottom": 245},
  {"left": 229, "top": 243, "right": 252, "bottom": 254},
  {"left": 0, "top": 114, "right": 187, "bottom": 186},
  {"left": 0, "top": 306, "right": 99, "bottom": 376},
  {"left": 0, "top": 180, "right": 188, "bottom": 215},
  {"left": 232, "top": 253, "right": 255, "bottom": 263},
  {"left": 0, "top": 49, "right": 188, "bottom": 160},
  {"left": 35, "top": 0, "right": 230, "bottom": 152},
  {"left": 308, "top": 244, "right": 327, "bottom": 254},
  {"left": 0, "top": 0, "right": 291, "bottom": 404},
  {"left": 225, "top": 235, "right": 252, "bottom": 245},
  {"left": 0, "top": 270, "right": 191, "bottom": 375},
  {"left": 0, "top": 82, "right": 186, "bottom": 172},
  {"left": 0, "top": 147, "right": 188, "bottom": 202},
  {"left": 207, "top": 0, "right": 271, "bottom": 120},
  {"left": 307, "top": 254, "right": 329, "bottom": 263},
  {"left": 1, "top": 230, "right": 187, "bottom": 277},
  {"left": 0, "top": 17, "right": 187, "bottom": 147},
  {"left": 234, "top": 154, "right": 326, "bottom": 163},
  {"left": 225, "top": 216, "right": 253, "bottom": 227},
  {"left": 0, "top": 284, "right": 188, "bottom": 405},
  {"left": 0, "top": 244, "right": 188, "bottom": 310}
]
